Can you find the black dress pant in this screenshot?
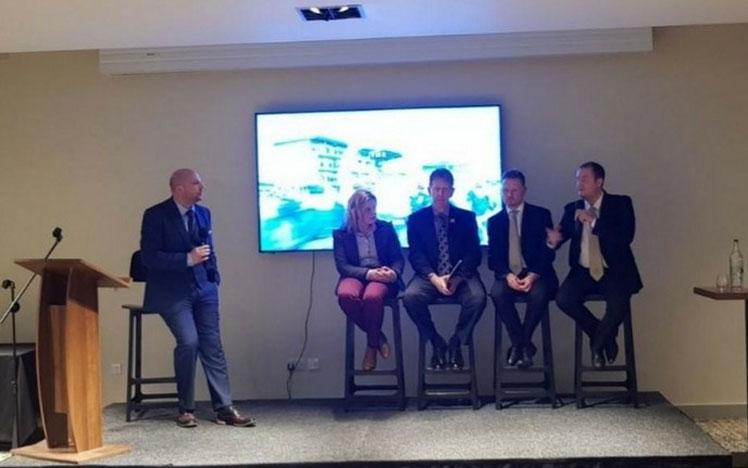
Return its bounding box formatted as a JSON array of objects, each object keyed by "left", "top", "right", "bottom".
[
  {"left": 403, "top": 275, "right": 486, "bottom": 347},
  {"left": 490, "top": 276, "right": 553, "bottom": 350},
  {"left": 555, "top": 267, "right": 632, "bottom": 352}
]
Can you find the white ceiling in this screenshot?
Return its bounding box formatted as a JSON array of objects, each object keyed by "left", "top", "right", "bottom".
[{"left": 2, "top": 0, "right": 748, "bottom": 54}]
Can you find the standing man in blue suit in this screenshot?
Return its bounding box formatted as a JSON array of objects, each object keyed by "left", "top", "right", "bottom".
[
  {"left": 403, "top": 168, "right": 486, "bottom": 370},
  {"left": 488, "top": 170, "right": 558, "bottom": 368},
  {"left": 140, "top": 168, "right": 255, "bottom": 428}
]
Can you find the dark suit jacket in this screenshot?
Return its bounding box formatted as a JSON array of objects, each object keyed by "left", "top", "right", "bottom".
[
  {"left": 407, "top": 204, "right": 481, "bottom": 280},
  {"left": 333, "top": 220, "right": 405, "bottom": 292},
  {"left": 557, "top": 192, "right": 643, "bottom": 293},
  {"left": 487, "top": 203, "right": 559, "bottom": 292},
  {"left": 140, "top": 198, "right": 220, "bottom": 311}
]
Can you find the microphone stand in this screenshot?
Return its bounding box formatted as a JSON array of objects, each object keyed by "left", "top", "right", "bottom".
[
  {"left": 0, "top": 228, "right": 62, "bottom": 448},
  {"left": 2, "top": 281, "right": 21, "bottom": 448}
]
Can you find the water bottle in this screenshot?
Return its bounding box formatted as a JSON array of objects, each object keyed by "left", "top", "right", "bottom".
[{"left": 729, "top": 239, "right": 744, "bottom": 291}]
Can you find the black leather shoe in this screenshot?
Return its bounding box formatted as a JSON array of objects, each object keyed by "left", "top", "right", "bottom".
[
  {"left": 176, "top": 411, "right": 197, "bottom": 428},
  {"left": 430, "top": 345, "right": 446, "bottom": 370},
  {"left": 604, "top": 339, "right": 619, "bottom": 364},
  {"left": 506, "top": 346, "right": 521, "bottom": 366},
  {"left": 448, "top": 342, "right": 464, "bottom": 370},
  {"left": 517, "top": 346, "right": 533, "bottom": 369},
  {"left": 591, "top": 350, "right": 605, "bottom": 369},
  {"left": 216, "top": 406, "right": 256, "bottom": 427}
]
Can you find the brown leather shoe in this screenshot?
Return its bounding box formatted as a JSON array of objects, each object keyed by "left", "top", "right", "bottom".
[
  {"left": 378, "top": 342, "right": 391, "bottom": 359},
  {"left": 362, "top": 347, "right": 378, "bottom": 371},
  {"left": 216, "top": 406, "right": 256, "bottom": 427},
  {"left": 176, "top": 412, "right": 197, "bottom": 428}
]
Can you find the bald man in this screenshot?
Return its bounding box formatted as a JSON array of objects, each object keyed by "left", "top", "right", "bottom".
[{"left": 140, "top": 169, "right": 254, "bottom": 428}]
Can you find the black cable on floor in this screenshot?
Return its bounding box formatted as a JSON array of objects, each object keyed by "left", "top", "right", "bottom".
[{"left": 286, "top": 251, "right": 315, "bottom": 399}]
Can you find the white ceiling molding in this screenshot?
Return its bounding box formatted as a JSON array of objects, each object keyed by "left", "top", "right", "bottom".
[{"left": 99, "top": 28, "right": 652, "bottom": 76}]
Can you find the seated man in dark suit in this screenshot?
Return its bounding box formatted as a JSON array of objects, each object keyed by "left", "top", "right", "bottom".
[
  {"left": 547, "top": 162, "right": 643, "bottom": 368},
  {"left": 403, "top": 168, "right": 486, "bottom": 370},
  {"left": 488, "top": 170, "right": 558, "bottom": 368},
  {"left": 140, "top": 168, "right": 254, "bottom": 428}
]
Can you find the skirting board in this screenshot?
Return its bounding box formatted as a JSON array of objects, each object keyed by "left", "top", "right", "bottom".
[
  {"left": 11, "top": 440, "right": 130, "bottom": 464},
  {"left": 678, "top": 403, "right": 747, "bottom": 419}
]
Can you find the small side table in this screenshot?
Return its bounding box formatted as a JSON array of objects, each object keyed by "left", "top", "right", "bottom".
[{"left": 693, "top": 286, "right": 748, "bottom": 456}]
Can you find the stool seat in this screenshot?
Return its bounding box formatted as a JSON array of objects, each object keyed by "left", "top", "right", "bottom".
[
  {"left": 344, "top": 297, "right": 405, "bottom": 411},
  {"left": 574, "top": 294, "right": 639, "bottom": 408},
  {"left": 494, "top": 294, "right": 558, "bottom": 409},
  {"left": 416, "top": 296, "right": 480, "bottom": 410}
]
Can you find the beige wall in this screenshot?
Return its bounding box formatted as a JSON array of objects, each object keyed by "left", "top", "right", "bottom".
[{"left": 1, "top": 24, "right": 746, "bottom": 408}]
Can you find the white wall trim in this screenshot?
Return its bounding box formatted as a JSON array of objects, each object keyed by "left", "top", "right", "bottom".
[{"left": 98, "top": 28, "right": 652, "bottom": 75}]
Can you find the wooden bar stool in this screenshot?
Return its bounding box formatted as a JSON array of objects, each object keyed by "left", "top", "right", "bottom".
[
  {"left": 343, "top": 296, "right": 405, "bottom": 411},
  {"left": 416, "top": 297, "right": 480, "bottom": 410},
  {"left": 494, "top": 295, "right": 558, "bottom": 409},
  {"left": 121, "top": 251, "right": 178, "bottom": 422},
  {"left": 573, "top": 294, "right": 639, "bottom": 408}
]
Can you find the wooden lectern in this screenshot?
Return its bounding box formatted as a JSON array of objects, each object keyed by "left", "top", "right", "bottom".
[{"left": 11, "top": 259, "right": 131, "bottom": 464}]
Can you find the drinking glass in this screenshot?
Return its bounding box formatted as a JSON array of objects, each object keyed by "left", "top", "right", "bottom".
[{"left": 716, "top": 274, "right": 729, "bottom": 292}]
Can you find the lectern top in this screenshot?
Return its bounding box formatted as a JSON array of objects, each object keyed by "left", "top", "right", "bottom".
[{"left": 15, "top": 258, "right": 131, "bottom": 289}]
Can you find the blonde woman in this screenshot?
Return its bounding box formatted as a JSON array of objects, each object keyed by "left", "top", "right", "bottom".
[{"left": 333, "top": 190, "right": 404, "bottom": 371}]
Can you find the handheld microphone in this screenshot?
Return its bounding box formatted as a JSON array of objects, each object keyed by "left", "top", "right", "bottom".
[
  {"left": 52, "top": 227, "right": 63, "bottom": 241},
  {"left": 2, "top": 279, "right": 14, "bottom": 289},
  {"left": 198, "top": 227, "right": 210, "bottom": 244},
  {"left": 197, "top": 227, "right": 217, "bottom": 283}
]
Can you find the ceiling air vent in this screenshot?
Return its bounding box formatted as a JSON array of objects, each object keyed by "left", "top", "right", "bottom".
[{"left": 298, "top": 5, "right": 363, "bottom": 21}]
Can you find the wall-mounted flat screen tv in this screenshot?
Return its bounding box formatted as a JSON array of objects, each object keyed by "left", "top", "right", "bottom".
[{"left": 255, "top": 105, "right": 502, "bottom": 252}]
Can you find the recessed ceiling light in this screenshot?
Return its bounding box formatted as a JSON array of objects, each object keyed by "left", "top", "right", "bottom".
[{"left": 298, "top": 5, "right": 363, "bottom": 22}]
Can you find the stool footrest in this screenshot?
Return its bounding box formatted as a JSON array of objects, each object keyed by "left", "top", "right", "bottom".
[
  {"left": 424, "top": 368, "right": 473, "bottom": 376},
  {"left": 500, "top": 366, "right": 549, "bottom": 374},
  {"left": 499, "top": 381, "right": 550, "bottom": 389},
  {"left": 350, "top": 384, "right": 399, "bottom": 392},
  {"left": 353, "top": 369, "right": 399, "bottom": 377},
  {"left": 128, "top": 401, "right": 181, "bottom": 411},
  {"left": 423, "top": 390, "right": 472, "bottom": 398},
  {"left": 580, "top": 380, "right": 631, "bottom": 388},
  {"left": 498, "top": 390, "right": 553, "bottom": 399},
  {"left": 131, "top": 377, "right": 177, "bottom": 385},
  {"left": 579, "top": 365, "right": 628, "bottom": 372},
  {"left": 423, "top": 383, "right": 472, "bottom": 391},
  {"left": 132, "top": 392, "right": 179, "bottom": 401}
]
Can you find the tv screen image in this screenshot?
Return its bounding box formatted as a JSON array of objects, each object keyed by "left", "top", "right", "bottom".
[{"left": 255, "top": 105, "right": 502, "bottom": 252}]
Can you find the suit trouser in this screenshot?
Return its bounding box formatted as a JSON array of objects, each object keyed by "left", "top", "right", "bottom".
[
  {"left": 555, "top": 267, "right": 632, "bottom": 352},
  {"left": 490, "top": 276, "right": 553, "bottom": 350},
  {"left": 159, "top": 283, "right": 232, "bottom": 413},
  {"left": 337, "top": 278, "right": 390, "bottom": 348},
  {"left": 403, "top": 275, "right": 486, "bottom": 347}
]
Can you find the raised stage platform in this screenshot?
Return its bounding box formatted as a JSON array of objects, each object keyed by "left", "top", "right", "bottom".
[{"left": 0, "top": 393, "right": 731, "bottom": 467}]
